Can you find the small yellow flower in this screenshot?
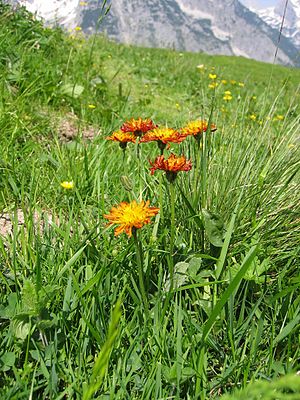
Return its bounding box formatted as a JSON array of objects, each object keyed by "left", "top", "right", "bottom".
[
  {"left": 88, "top": 104, "right": 96, "bottom": 109},
  {"left": 275, "top": 114, "right": 284, "bottom": 121},
  {"left": 79, "top": 1, "right": 88, "bottom": 5},
  {"left": 221, "top": 79, "right": 227, "bottom": 84},
  {"left": 251, "top": 96, "right": 257, "bottom": 101},
  {"left": 224, "top": 90, "right": 231, "bottom": 95},
  {"left": 61, "top": 181, "right": 74, "bottom": 190},
  {"left": 197, "top": 64, "right": 205, "bottom": 69},
  {"left": 209, "top": 73, "right": 217, "bottom": 80},
  {"left": 288, "top": 143, "right": 295, "bottom": 149},
  {"left": 175, "top": 103, "right": 180, "bottom": 109},
  {"left": 238, "top": 82, "right": 245, "bottom": 87},
  {"left": 75, "top": 26, "right": 82, "bottom": 31},
  {"left": 223, "top": 94, "right": 232, "bottom": 101},
  {"left": 249, "top": 114, "right": 257, "bottom": 121},
  {"left": 230, "top": 80, "right": 236, "bottom": 85},
  {"left": 208, "top": 82, "right": 218, "bottom": 89}
]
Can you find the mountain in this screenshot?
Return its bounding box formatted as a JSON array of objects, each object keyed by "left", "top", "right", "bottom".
[
  {"left": 8, "top": 0, "right": 300, "bottom": 66},
  {"left": 242, "top": 0, "right": 300, "bottom": 50}
]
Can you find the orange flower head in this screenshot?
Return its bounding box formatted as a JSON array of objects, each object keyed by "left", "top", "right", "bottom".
[
  {"left": 121, "top": 117, "right": 157, "bottom": 136},
  {"left": 181, "top": 120, "right": 217, "bottom": 139},
  {"left": 104, "top": 200, "right": 159, "bottom": 237},
  {"left": 106, "top": 130, "right": 136, "bottom": 149},
  {"left": 150, "top": 153, "right": 192, "bottom": 182},
  {"left": 140, "top": 127, "right": 186, "bottom": 145}
]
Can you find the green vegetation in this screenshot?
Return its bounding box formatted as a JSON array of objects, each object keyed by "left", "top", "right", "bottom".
[{"left": 0, "top": 2, "right": 299, "bottom": 399}]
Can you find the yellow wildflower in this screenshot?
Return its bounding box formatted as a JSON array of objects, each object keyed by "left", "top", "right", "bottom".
[
  {"left": 209, "top": 73, "right": 217, "bottom": 80},
  {"left": 88, "top": 104, "right": 96, "bottom": 109},
  {"left": 61, "top": 181, "right": 74, "bottom": 190},
  {"left": 238, "top": 82, "right": 245, "bottom": 87},
  {"left": 221, "top": 79, "right": 227, "bottom": 84},
  {"left": 75, "top": 26, "right": 82, "bottom": 31},
  {"left": 249, "top": 114, "right": 257, "bottom": 121}
]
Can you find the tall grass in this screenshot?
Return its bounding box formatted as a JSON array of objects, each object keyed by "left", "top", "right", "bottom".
[{"left": 0, "top": 2, "right": 299, "bottom": 399}]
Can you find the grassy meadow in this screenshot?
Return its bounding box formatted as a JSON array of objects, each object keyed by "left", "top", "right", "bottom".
[{"left": 0, "top": 2, "right": 300, "bottom": 399}]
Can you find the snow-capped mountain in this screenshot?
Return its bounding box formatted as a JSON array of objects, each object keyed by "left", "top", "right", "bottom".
[
  {"left": 8, "top": 0, "right": 300, "bottom": 66},
  {"left": 243, "top": 0, "right": 300, "bottom": 49},
  {"left": 11, "top": 0, "right": 81, "bottom": 28}
]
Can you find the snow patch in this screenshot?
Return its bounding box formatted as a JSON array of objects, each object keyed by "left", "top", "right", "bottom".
[
  {"left": 231, "top": 46, "right": 250, "bottom": 59},
  {"left": 176, "top": 0, "right": 213, "bottom": 21},
  {"left": 18, "top": 0, "right": 79, "bottom": 27}
]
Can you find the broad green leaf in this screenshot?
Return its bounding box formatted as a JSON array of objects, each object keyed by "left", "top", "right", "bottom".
[
  {"left": 60, "top": 83, "right": 84, "bottom": 98},
  {"left": 202, "top": 209, "right": 225, "bottom": 247}
]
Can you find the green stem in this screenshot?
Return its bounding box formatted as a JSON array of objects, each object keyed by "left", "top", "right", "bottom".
[
  {"left": 194, "top": 136, "right": 202, "bottom": 206},
  {"left": 132, "top": 229, "right": 149, "bottom": 319},
  {"left": 169, "top": 181, "right": 176, "bottom": 288},
  {"left": 200, "top": 131, "right": 207, "bottom": 210}
]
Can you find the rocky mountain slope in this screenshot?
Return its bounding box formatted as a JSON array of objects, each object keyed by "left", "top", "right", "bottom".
[
  {"left": 9, "top": 0, "right": 300, "bottom": 66},
  {"left": 244, "top": 0, "right": 300, "bottom": 49}
]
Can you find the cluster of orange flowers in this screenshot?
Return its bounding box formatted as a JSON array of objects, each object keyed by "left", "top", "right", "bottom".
[
  {"left": 105, "top": 117, "right": 216, "bottom": 236},
  {"left": 106, "top": 117, "right": 216, "bottom": 150}
]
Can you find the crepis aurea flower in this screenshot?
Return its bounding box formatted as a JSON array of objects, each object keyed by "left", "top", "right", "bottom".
[
  {"left": 121, "top": 117, "right": 157, "bottom": 137},
  {"left": 61, "top": 181, "right": 74, "bottom": 189},
  {"left": 149, "top": 153, "right": 192, "bottom": 183},
  {"left": 104, "top": 200, "right": 159, "bottom": 237}
]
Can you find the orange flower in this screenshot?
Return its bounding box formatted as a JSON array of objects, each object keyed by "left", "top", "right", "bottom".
[
  {"left": 104, "top": 200, "right": 159, "bottom": 237},
  {"left": 150, "top": 153, "right": 192, "bottom": 182},
  {"left": 106, "top": 130, "right": 136, "bottom": 149},
  {"left": 140, "top": 127, "right": 186, "bottom": 144},
  {"left": 121, "top": 117, "right": 157, "bottom": 136},
  {"left": 140, "top": 127, "right": 187, "bottom": 153},
  {"left": 181, "top": 120, "right": 217, "bottom": 139}
]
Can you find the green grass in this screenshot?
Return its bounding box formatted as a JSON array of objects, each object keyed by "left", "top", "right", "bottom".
[{"left": 0, "top": 2, "right": 299, "bottom": 399}]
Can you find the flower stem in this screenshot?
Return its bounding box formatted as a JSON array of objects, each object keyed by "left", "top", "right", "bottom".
[
  {"left": 132, "top": 229, "right": 149, "bottom": 319},
  {"left": 169, "top": 181, "right": 176, "bottom": 288}
]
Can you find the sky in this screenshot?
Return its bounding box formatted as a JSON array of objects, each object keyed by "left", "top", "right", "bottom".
[{"left": 240, "top": 0, "right": 278, "bottom": 9}]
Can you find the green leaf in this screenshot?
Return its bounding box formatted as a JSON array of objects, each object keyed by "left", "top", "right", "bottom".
[
  {"left": 202, "top": 209, "right": 225, "bottom": 247},
  {"left": 1, "top": 352, "right": 16, "bottom": 371},
  {"left": 202, "top": 245, "right": 257, "bottom": 342},
  {"left": 274, "top": 310, "right": 300, "bottom": 344},
  {"left": 60, "top": 83, "right": 84, "bottom": 98},
  {"left": 83, "top": 299, "right": 122, "bottom": 400},
  {"left": 12, "top": 315, "right": 31, "bottom": 340},
  {"left": 0, "top": 293, "right": 18, "bottom": 319}
]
